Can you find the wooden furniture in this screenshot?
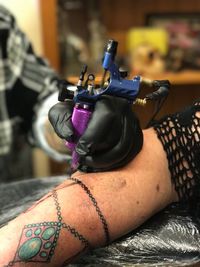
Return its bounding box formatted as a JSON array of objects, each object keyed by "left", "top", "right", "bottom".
[{"left": 39, "top": 0, "right": 60, "bottom": 72}]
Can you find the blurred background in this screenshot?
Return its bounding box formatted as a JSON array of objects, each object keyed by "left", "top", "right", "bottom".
[{"left": 1, "top": 0, "right": 200, "bottom": 178}]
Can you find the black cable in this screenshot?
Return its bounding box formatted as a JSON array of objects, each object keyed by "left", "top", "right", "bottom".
[{"left": 145, "top": 86, "right": 169, "bottom": 128}]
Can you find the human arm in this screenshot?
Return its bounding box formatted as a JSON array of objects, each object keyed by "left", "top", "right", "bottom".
[
  {"left": 0, "top": 127, "right": 178, "bottom": 266},
  {"left": 1, "top": 98, "right": 200, "bottom": 266},
  {"left": 0, "top": 5, "right": 71, "bottom": 160},
  {"left": 0, "top": 5, "right": 58, "bottom": 131}
]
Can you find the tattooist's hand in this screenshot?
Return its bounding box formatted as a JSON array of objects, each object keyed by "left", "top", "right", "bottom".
[{"left": 48, "top": 95, "right": 143, "bottom": 172}]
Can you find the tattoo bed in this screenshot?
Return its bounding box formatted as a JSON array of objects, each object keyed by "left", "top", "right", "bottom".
[{"left": 0, "top": 176, "right": 200, "bottom": 267}]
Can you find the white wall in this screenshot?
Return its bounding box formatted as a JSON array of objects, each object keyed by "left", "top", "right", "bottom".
[{"left": 0, "top": 0, "right": 43, "bottom": 54}]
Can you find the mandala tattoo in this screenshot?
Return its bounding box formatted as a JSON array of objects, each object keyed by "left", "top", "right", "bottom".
[{"left": 5, "top": 188, "right": 90, "bottom": 266}]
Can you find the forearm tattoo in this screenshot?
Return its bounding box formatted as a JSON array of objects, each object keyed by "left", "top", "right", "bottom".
[
  {"left": 69, "top": 177, "right": 110, "bottom": 245},
  {"left": 4, "top": 177, "right": 110, "bottom": 266},
  {"left": 4, "top": 186, "right": 89, "bottom": 265}
]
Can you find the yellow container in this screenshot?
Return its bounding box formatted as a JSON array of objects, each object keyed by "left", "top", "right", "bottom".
[{"left": 126, "top": 27, "right": 169, "bottom": 55}]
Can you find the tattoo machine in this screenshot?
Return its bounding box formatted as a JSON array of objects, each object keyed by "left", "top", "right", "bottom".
[{"left": 58, "top": 39, "right": 170, "bottom": 170}]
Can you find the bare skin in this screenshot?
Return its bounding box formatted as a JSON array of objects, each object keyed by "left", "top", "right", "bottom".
[{"left": 0, "top": 128, "right": 178, "bottom": 266}]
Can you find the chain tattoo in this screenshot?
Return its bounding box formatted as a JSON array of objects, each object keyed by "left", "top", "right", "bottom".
[
  {"left": 4, "top": 182, "right": 96, "bottom": 266},
  {"left": 69, "top": 177, "right": 110, "bottom": 245}
]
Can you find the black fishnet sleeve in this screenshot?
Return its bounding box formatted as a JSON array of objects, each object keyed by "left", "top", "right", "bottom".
[{"left": 153, "top": 99, "right": 200, "bottom": 205}]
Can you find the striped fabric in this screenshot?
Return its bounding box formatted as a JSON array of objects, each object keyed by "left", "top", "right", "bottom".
[{"left": 0, "top": 5, "right": 59, "bottom": 156}]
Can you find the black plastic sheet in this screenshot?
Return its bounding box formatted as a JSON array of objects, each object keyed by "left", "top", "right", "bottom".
[{"left": 0, "top": 177, "right": 200, "bottom": 266}]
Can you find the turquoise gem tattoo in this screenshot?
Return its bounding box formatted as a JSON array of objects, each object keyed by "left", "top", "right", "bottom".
[
  {"left": 15, "top": 222, "right": 61, "bottom": 263},
  {"left": 5, "top": 178, "right": 110, "bottom": 266},
  {"left": 5, "top": 189, "right": 90, "bottom": 266}
]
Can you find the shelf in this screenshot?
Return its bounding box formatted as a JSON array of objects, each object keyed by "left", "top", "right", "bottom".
[
  {"left": 135, "top": 70, "right": 200, "bottom": 85},
  {"left": 68, "top": 70, "right": 200, "bottom": 86}
]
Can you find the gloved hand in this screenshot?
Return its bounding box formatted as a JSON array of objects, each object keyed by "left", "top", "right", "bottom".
[{"left": 48, "top": 95, "right": 143, "bottom": 172}]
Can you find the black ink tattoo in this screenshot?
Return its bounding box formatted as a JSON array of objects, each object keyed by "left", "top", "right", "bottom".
[
  {"left": 5, "top": 188, "right": 90, "bottom": 266},
  {"left": 62, "top": 222, "right": 90, "bottom": 248},
  {"left": 69, "top": 177, "right": 110, "bottom": 245},
  {"left": 9, "top": 222, "right": 62, "bottom": 264}
]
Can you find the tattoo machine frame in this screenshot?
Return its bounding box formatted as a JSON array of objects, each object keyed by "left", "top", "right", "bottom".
[{"left": 58, "top": 39, "right": 170, "bottom": 170}]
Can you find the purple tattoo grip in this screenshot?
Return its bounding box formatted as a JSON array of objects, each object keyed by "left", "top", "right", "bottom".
[{"left": 67, "top": 105, "right": 92, "bottom": 170}]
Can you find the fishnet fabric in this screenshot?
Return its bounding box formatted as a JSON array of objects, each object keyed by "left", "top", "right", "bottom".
[{"left": 153, "top": 99, "right": 200, "bottom": 203}]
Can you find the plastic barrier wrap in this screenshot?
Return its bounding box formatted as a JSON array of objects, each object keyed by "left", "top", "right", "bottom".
[
  {"left": 0, "top": 177, "right": 200, "bottom": 266},
  {"left": 74, "top": 203, "right": 200, "bottom": 266}
]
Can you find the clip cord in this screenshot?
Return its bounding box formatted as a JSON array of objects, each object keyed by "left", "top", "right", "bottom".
[{"left": 145, "top": 86, "right": 170, "bottom": 128}]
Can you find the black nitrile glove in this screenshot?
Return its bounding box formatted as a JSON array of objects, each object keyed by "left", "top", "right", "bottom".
[
  {"left": 48, "top": 95, "right": 143, "bottom": 172},
  {"left": 48, "top": 99, "right": 74, "bottom": 142}
]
